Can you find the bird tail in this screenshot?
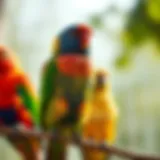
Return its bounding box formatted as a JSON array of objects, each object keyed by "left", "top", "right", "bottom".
[{"left": 45, "top": 138, "right": 66, "bottom": 160}]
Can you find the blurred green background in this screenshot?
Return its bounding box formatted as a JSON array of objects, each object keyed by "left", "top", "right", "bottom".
[{"left": 0, "top": 0, "right": 160, "bottom": 159}]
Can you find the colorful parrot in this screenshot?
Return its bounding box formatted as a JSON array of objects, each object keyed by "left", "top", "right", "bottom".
[
  {"left": 40, "top": 24, "right": 92, "bottom": 160},
  {"left": 0, "top": 46, "right": 39, "bottom": 160},
  {"left": 82, "top": 70, "right": 118, "bottom": 160}
]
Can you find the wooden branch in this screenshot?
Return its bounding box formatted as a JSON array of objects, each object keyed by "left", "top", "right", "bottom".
[{"left": 0, "top": 127, "right": 160, "bottom": 160}]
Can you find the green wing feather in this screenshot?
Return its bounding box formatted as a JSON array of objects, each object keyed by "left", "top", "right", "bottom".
[
  {"left": 17, "top": 75, "right": 39, "bottom": 126},
  {"left": 40, "top": 57, "right": 58, "bottom": 129},
  {"left": 40, "top": 56, "right": 67, "bottom": 159}
]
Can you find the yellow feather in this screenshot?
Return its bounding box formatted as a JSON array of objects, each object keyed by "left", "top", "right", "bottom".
[
  {"left": 52, "top": 37, "right": 60, "bottom": 54},
  {"left": 82, "top": 70, "right": 118, "bottom": 160},
  {"left": 44, "top": 96, "right": 68, "bottom": 129}
]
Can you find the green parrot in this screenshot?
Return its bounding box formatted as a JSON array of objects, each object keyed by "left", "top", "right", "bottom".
[{"left": 40, "top": 24, "right": 92, "bottom": 160}]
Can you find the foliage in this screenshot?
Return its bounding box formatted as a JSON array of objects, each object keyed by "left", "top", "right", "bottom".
[
  {"left": 89, "top": 0, "right": 160, "bottom": 68},
  {"left": 117, "top": 0, "right": 160, "bottom": 68}
]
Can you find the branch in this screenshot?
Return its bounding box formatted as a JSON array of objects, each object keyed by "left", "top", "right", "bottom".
[{"left": 0, "top": 127, "right": 160, "bottom": 160}]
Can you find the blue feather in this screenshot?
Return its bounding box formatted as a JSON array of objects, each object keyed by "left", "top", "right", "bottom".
[{"left": 59, "top": 25, "right": 88, "bottom": 54}]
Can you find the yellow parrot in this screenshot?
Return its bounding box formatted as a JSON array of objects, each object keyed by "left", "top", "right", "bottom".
[{"left": 82, "top": 70, "right": 118, "bottom": 160}]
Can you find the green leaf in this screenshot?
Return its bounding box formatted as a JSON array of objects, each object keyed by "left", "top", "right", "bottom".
[{"left": 88, "top": 15, "right": 103, "bottom": 29}]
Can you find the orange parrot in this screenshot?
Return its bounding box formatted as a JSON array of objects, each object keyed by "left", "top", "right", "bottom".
[{"left": 0, "top": 45, "right": 39, "bottom": 160}]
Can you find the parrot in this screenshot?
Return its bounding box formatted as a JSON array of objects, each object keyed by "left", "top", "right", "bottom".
[
  {"left": 40, "top": 24, "right": 92, "bottom": 160},
  {"left": 82, "top": 70, "right": 118, "bottom": 160},
  {"left": 0, "top": 46, "right": 39, "bottom": 160}
]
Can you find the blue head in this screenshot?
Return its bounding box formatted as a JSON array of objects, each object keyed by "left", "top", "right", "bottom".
[{"left": 55, "top": 24, "right": 92, "bottom": 56}]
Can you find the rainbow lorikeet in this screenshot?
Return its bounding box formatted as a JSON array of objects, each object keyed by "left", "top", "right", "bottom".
[
  {"left": 0, "top": 46, "right": 39, "bottom": 160},
  {"left": 82, "top": 70, "right": 118, "bottom": 160},
  {"left": 40, "top": 24, "right": 92, "bottom": 160}
]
